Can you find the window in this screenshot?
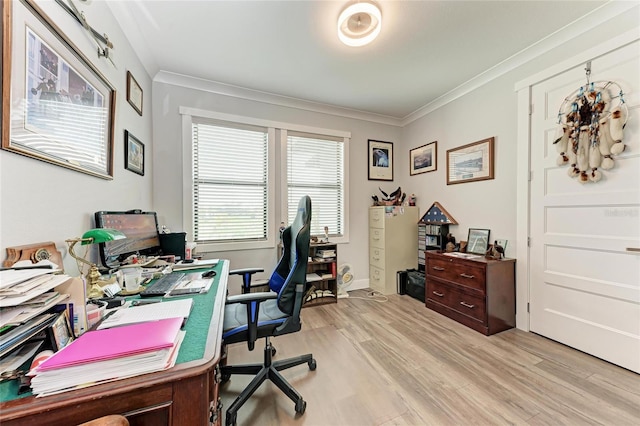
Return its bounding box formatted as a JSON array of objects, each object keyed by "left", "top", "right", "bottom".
[
  {"left": 181, "top": 107, "right": 349, "bottom": 251},
  {"left": 191, "top": 119, "right": 271, "bottom": 245},
  {"left": 286, "top": 132, "right": 345, "bottom": 238}
]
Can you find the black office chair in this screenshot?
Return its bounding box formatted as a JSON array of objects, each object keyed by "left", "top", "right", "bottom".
[{"left": 221, "top": 195, "right": 316, "bottom": 426}]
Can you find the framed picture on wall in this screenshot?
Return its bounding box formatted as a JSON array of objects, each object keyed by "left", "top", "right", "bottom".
[
  {"left": 410, "top": 141, "right": 437, "bottom": 175},
  {"left": 368, "top": 139, "right": 394, "bottom": 181},
  {"left": 125, "top": 130, "right": 145, "bottom": 176},
  {"left": 126, "top": 71, "right": 143, "bottom": 116},
  {"left": 1, "top": 0, "right": 115, "bottom": 179},
  {"left": 446, "top": 137, "right": 495, "bottom": 185}
]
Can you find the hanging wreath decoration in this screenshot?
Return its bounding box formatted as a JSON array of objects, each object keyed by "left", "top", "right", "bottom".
[{"left": 554, "top": 63, "right": 628, "bottom": 183}]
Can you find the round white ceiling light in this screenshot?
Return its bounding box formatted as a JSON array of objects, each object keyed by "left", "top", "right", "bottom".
[{"left": 337, "top": 2, "right": 382, "bottom": 47}]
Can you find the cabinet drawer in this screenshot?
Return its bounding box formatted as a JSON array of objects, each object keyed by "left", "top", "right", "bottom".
[
  {"left": 426, "top": 257, "right": 486, "bottom": 291},
  {"left": 427, "top": 280, "right": 486, "bottom": 322},
  {"left": 369, "top": 246, "right": 385, "bottom": 269},
  {"left": 369, "top": 228, "right": 385, "bottom": 249},
  {"left": 369, "top": 208, "right": 385, "bottom": 228},
  {"left": 369, "top": 265, "right": 384, "bottom": 292}
]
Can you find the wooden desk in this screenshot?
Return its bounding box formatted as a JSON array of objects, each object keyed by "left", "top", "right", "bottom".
[{"left": 0, "top": 260, "right": 229, "bottom": 426}]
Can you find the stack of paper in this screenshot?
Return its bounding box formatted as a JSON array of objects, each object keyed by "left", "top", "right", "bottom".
[
  {"left": 172, "top": 258, "right": 219, "bottom": 271},
  {"left": 97, "top": 298, "right": 193, "bottom": 330},
  {"left": 29, "top": 317, "right": 184, "bottom": 396},
  {"left": 0, "top": 271, "right": 70, "bottom": 308}
]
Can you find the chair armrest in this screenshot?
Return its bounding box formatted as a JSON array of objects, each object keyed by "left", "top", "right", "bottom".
[
  {"left": 229, "top": 268, "right": 264, "bottom": 275},
  {"left": 229, "top": 268, "right": 267, "bottom": 294},
  {"left": 226, "top": 291, "right": 277, "bottom": 304}
]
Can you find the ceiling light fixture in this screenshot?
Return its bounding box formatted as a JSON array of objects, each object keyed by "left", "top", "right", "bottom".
[{"left": 337, "top": 2, "right": 382, "bottom": 47}]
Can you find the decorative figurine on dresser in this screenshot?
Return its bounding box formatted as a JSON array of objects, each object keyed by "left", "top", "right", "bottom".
[{"left": 424, "top": 251, "right": 516, "bottom": 335}]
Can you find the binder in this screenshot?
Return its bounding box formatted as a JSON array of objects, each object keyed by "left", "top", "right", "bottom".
[{"left": 34, "top": 317, "right": 183, "bottom": 372}]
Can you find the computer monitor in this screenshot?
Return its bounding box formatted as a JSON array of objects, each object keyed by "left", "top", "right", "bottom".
[{"left": 94, "top": 210, "right": 162, "bottom": 268}]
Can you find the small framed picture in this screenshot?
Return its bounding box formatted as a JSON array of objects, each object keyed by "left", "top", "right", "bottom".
[
  {"left": 47, "top": 312, "right": 74, "bottom": 351},
  {"left": 368, "top": 139, "right": 394, "bottom": 181},
  {"left": 410, "top": 141, "right": 437, "bottom": 175},
  {"left": 447, "top": 137, "right": 495, "bottom": 185},
  {"left": 126, "top": 70, "right": 143, "bottom": 116},
  {"left": 125, "top": 130, "right": 145, "bottom": 176},
  {"left": 467, "top": 228, "right": 491, "bottom": 255}
]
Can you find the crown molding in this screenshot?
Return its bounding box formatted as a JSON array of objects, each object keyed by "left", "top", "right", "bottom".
[
  {"left": 115, "top": 0, "right": 637, "bottom": 129},
  {"left": 154, "top": 71, "right": 403, "bottom": 127},
  {"left": 401, "top": 1, "right": 639, "bottom": 126}
]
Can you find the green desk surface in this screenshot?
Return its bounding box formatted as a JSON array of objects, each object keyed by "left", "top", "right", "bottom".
[{"left": 0, "top": 261, "right": 227, "bottom": 403}]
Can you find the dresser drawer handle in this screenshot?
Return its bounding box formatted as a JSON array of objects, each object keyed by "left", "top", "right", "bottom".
[
  {"left": 432, "top": 291, "right": 444, "bottom": 297},
  {"left": 372, "top": 256, "right": 380, "bottom": 261},
  {"left": 460, "top": 301, "right": 475, "bottom": 309},
  {"left": 459, "top": 273, "right": 475, "bottom": 279},
  {"left": 432, "top": 266, "right": 445, "bottom": 271}
]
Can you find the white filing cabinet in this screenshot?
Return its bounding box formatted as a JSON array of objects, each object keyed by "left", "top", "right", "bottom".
[{"left": 369, "top": 206, "right": 419, "bottom": 294}]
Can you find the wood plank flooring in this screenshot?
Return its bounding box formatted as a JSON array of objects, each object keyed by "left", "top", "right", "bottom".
[{"left": 220, "top": 290, "right": 640, "bottom": 425}]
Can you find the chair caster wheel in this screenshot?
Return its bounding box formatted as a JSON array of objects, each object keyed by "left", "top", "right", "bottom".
[
  {"left": 221, "top": 372, "right": 231, "bottom": 383},
  {"left": 308, "top": 359, "right": 317, "bottom": 371},
  {"left": 295, "top": 398, "right": 306, "bottom": 414}
]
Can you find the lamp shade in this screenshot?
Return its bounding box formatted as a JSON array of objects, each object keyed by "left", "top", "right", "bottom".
[{"left": 80, "top": 228, "right": 126, "bottom": 245}]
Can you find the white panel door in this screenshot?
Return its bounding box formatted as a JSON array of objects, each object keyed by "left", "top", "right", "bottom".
[{"left": 530, "top": 40, "right": 640, "bottom": 373}]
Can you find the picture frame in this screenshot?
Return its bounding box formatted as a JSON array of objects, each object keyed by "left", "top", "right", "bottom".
[
  {"left": 368, "top": 139, "right": 394, "bottom": 181},
  {"left": 1, "top": 0, "right": 116, "bottom": 179},
  {"left": 410, "top": 141, "right": 437, "bottom": 175},
  {"left": 125, "top": 130, "right": 145, "bottom": 176},
  {"left": 446, "top": 137, "right": 495, "bottom": 185},
  {"left": 47, "top": 311, "right": 75, "bottom": 351},
  {"left": 126, "top": 70, "right": 143, "bottom": 116},
  {"left": 467, "top": 228, "right": 491, "bottom": 255}
]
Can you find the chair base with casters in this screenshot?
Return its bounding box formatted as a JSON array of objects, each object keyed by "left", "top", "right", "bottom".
[{"left": 222, "top": 336, "right": 316, "bottom": 425}]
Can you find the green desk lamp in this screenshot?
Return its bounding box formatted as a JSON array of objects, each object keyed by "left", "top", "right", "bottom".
[{"left": 66, "top": 228, "right": 126, "bottom": 290}]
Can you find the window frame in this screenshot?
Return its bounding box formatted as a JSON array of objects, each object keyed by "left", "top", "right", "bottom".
[
  {"left": 280, "top": 130, "right": 350, "bottom": 244},
  {"left": 180, "top": 106, "right": 350, "bottom": 252}
]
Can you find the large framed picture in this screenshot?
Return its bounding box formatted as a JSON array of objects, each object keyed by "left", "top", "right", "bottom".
[
  {"left": 467, "top": 228, "right": 490, "bottom": 255},
  {"left": 446, "top": 137, "right": 495, "bottom": 185},
  {"left": 368, "top": 139, "right": 394, "bottom": 181},
  {"left": 1, "top": 0, "right": 116, "bottom": 179},
  {"left": 126, "top": 70, "right": 143, "bottom": 116},
  {"left": 125, "top": 130, "right": 145, "bottom": 176},
  {"left": 410, "top": 141, "right": 437, "bottom": 175}
]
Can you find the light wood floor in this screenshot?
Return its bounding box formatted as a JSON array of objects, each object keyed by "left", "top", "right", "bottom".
[{"left": 220, "top": 290, "right": 640, "bottom": 425}]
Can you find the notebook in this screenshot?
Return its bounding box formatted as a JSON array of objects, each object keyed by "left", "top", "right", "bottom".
[
  {"left": 34, "top": 317, "right": 183, "bottom": 372},
  {"left": 97, "top": 298, "right": 193, "bottom": 330}
]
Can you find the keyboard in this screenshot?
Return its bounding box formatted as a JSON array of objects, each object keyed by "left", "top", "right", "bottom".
[{"left": 139, "top": 273, "right": 186, "bottom": 297}]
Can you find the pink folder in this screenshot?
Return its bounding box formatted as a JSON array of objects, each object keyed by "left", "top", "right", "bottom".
[{"left": 35, "top": 317, "right": 183, "bottom": 371}]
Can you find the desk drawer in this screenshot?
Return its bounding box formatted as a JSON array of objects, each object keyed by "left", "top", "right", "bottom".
[
  {"left": 426, "top": 257, "right": 485, "bottom": 292},
  {"left": 427, "top": 280, "right": 486, "bottom": 322},
  {"left": 369, "top": 228, "right": 385, "bottom": 249},
  {"left": 369, "top": 246, "right": 385, "bottom": 269}
]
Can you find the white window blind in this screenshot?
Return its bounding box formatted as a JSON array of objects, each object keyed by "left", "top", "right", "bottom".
[
  {"left": 192, "top": 121, "right": 268, "bottom": 243},
  {"left": 287, "top": 132, "right": 344, "bottom": 237}
]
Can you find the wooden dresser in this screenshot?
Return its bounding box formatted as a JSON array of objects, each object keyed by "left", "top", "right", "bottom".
[
  {"left": 369, "top": 206, "right": 419, "bottom": 295},
  {"left": 425, "top": 251, "right": 515, "bottom": 335}
]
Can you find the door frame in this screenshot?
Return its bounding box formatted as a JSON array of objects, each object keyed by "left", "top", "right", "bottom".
[{"left": 514, "top": 28, "right": 640, "bottom": 332}]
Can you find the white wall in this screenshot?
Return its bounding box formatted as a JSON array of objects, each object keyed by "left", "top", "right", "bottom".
[
  {"left": 402, "top": 6, "right": 640, "bottom": 258},
  {"left": 0, "top": 1, "right": 153, "bottom": 273},
  {"left": 151, "top": 79, "right": 402, "bottom": 290}
]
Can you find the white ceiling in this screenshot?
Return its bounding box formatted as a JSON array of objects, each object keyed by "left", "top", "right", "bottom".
[{"left": 107, "top": 1, "right": 609, "bottom": 121}]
